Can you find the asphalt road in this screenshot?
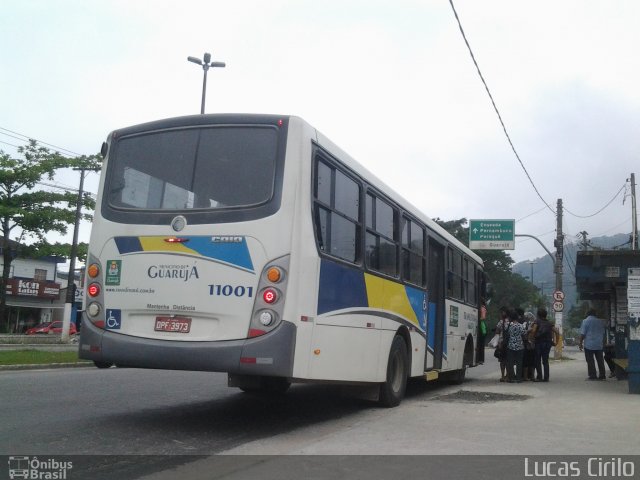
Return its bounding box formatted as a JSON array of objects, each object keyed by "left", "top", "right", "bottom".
[{"left": 0, "top": 358, "right": 495, "bottom": 478}]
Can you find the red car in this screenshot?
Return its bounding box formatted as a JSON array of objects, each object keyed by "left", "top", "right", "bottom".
[{"left": 25, "top": 321, "right": 77, "bottom": 335}]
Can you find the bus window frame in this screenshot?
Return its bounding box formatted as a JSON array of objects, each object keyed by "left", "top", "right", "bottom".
[{"left": 101, "top": 118, "right": 289, "bottom": 226}]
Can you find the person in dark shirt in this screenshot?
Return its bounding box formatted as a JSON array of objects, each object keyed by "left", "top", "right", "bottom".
[{"left": 529, "top": 308, "right": 558, "bottom": 382}]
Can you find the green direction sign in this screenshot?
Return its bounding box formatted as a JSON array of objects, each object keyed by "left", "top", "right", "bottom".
[{"left": 469, "top": 219, "right": 515, "bottom": 250}]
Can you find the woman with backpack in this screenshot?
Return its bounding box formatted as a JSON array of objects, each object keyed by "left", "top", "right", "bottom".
[{"left": 529, "top": 308, "right": 559, "bottom": 382}]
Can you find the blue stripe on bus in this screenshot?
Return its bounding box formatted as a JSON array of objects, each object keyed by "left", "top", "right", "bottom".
[
  {"left": 113, "top": 235, "right": 254, "bottom": 272},
  {"left": 186, "top": 236, "right": 254, "bottom": 272},
  {"left": 405, "top": 286, "right": 427, "bottom": 331},
  {"left": 114, "top": 236, "right": 142, "bottom": 254},
  {"left": 317, "top": 259, "right": 368, "bottom": 314}
]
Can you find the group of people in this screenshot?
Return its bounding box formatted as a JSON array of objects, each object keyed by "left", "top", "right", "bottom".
[{"left": 492, "top": 307, "right": 558, "bottom": 383}]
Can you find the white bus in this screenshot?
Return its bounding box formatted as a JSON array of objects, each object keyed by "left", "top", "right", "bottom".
[{"left": 79, "top": 114, "right": 485, "bottom": 407}]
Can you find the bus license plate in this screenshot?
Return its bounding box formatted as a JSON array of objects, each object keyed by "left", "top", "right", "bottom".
[{"left": 154, "top": 317, "right": 192, "bottom": 333}]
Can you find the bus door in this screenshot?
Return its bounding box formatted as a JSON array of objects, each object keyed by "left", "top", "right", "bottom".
[{"left": 426, "top": 239, "right": 446, "bottom": 371}]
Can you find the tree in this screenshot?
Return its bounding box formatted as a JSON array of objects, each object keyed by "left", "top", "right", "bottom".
[
  {"left": 21, "top": 241, "right": 89, "bottom": 264},
  {"left": 0, "top": 140, "right": 100, "bottom": 331}
]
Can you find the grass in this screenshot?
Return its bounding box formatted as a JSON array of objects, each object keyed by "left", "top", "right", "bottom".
[{"left": 0, "top": 349, "right": 91, "bottom": 366}]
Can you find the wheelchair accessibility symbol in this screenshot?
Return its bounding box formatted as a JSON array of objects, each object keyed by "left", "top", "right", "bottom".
[{"left": 106, "top": 309, "right": 121, "bottom": 329}]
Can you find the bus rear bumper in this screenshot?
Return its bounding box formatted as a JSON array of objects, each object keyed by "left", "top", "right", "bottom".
[{"left": 78, "top": 319, "right": 296, "bottom": 377}]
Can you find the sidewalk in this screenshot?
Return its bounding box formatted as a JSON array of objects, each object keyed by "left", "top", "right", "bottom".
[{"left": 218, "top": 351, "right": 637, "bottom": 455}]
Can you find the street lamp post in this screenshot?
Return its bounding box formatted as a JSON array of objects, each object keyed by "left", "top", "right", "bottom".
[
  {"left": 528, "top": 260, "right": 536, "bottom": 285},
  {"left": 187, "top": 52, "right": 226, "bottom": 114}
]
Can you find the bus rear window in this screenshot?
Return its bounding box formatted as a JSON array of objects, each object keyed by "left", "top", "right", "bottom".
[{"left": 108, "top": 126, "right": 278, "bottom": 210}]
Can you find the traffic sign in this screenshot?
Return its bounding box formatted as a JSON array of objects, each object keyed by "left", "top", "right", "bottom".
[
  {"left": 553, "top": 290, "right": 565, "bottom": 302},
  {"left": 552, "top": 301, "right": 564, "bottom": 313},
  {"left": 469, "top": 219, "right": 515, "bottom": 250}
]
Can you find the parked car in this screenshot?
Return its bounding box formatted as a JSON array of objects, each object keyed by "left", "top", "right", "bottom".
[{"left": 25, "top": 321, "right": 77, "bottom": 335}]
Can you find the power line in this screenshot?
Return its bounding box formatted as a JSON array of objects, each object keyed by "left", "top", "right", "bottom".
[
  {"left": 0, "top": 126, "right": 83, "bottom": 157},
  {"left": 0, "top": 139, "right": 21, "bottom": 149},
  {"left": 37, "top": 181, "right": 97, "bottom": 199},
  {"left": 448, "top": 0, "right": 555, "bottom": 215},
  {"left": 517, "top": 206, "right": 550, "bottom": 222},
  {"left": 595, "top": 218, "right": 632, "bottom": 237},
  {"left": 563, "top": 183, "right": 627, "bottom": 218},
  {"left": 562, "top": 237, "right": 576, "bottom": 276}
]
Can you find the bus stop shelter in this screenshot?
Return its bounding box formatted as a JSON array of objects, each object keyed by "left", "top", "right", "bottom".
[{"left": 575, "top": 250, "right": 640, "bottom": 393}]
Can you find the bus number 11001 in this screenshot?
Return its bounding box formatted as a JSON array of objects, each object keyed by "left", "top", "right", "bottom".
[{"left": 208, "top": 284, "right": 254, "bottom": 298}]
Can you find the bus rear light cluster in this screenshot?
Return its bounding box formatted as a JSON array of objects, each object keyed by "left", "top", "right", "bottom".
[
  {"left": 84, "top": 255, "right": 106, "bottom": 328},
  {"left": 247, "top": 256, "right": 290, "bottom": 338}
]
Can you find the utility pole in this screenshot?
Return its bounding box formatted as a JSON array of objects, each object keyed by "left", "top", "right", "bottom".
[
  {"left": 528, "top": 260, "right": 536, "bottom": 284},
  {"left": 554, "top": 199, "right": 564, "bottom": 358},
  {"left": 631, "top": 173, "right": 638, "bottom": 250},
  {"left": 61, "top": 168, "right": 88, "bottom": 342}
]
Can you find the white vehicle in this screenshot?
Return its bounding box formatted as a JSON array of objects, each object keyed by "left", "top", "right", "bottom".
[{"left": 79, "top": 114, "right": 486, "bottom": 406}]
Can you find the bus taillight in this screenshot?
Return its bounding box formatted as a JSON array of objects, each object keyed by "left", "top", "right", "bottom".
[
  {"left": 87, "top": 283, "right": 101, "bottom": 297},
  {"left": 262, "top": 288, "right": 278, "bottom": 304}
]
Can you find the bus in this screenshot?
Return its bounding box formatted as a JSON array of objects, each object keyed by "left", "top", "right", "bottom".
[{"left": 79, "top": 114, "right": 486, "bottom": 407}]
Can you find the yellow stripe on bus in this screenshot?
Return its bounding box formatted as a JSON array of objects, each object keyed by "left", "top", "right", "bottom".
[
  {"left": 138, "top": 236, "right": 197, "bottom": 255},
  {"left": 364, "top": 273, "right": 419, "bottom": 325}
]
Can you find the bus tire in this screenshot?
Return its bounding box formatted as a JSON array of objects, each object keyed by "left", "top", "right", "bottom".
[
  {"left": 446, "top": 367, "right": 466, "bottom": 385},
  {"left": 379, "top": 335, "right": 408, "bottom": 408},
  {"left": 93, "top": 361, "right": 113, "bottom": 369}
]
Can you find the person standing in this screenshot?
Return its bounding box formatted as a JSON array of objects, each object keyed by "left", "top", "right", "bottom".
[
  {"left": 529, "top": 308, "right": 557, "bottom": 382},
  {"left": 505, "top": 310, "right": 526, "bottom": 383},
  {"left": 477, "top": 299, "right": 488, "bottom": 364},
  {"left": 495, "top": 307, "right": 510, "bottom": 382},
  {"left": 522, "top": 311, "right": 537, "bottom": 381},
  {"left": 578, "top": 308, "right": 607, "bottom": 381}
]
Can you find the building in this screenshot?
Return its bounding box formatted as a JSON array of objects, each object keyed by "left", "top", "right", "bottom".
[
  {"left": 575, "top": 250, "right": 640, "bottom": 393},
  {"left": 1, "top": 238, "right": 66, "bottom": 333}
]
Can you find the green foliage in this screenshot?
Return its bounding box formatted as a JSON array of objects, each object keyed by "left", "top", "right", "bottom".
[
  {"left": 566, "top": 302, "right": 591, "bottom": 329},
  {"left": 0, "top": 349, "right": 89, "bottom": 366},
  {"left": 21, "top": 241, "right": 89, "bottom": 263},
  {"left": 0, "top": 140, "right": 101, "bottom": 327}
]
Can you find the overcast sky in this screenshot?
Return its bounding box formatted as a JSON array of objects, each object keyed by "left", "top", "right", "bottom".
[{"left": 1, "top": 0, "right": 638, "bottom": 265}]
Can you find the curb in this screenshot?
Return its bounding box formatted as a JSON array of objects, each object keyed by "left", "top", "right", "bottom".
[{"left": 0, "top": 362, "right": 93, "bottom": 371}]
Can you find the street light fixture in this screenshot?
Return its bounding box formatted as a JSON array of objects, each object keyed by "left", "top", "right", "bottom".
[{"left": 187, "top": 52, "right": 226, "bottom": 114}]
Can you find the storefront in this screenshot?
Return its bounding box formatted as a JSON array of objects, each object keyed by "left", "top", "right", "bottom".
[{"left": 5, "top": 278, "right": 62, "bottom": 333}]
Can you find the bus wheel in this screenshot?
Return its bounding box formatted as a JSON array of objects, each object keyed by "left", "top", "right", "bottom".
[
  {"left": 93, "top": 361, "right": 113, "bottom": 369},
  {"left": 446, "top": 367, "right": 466, "bottom": 385},
  {"left": 379, "top": 335, "right": 408, "bottom": 407}
]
